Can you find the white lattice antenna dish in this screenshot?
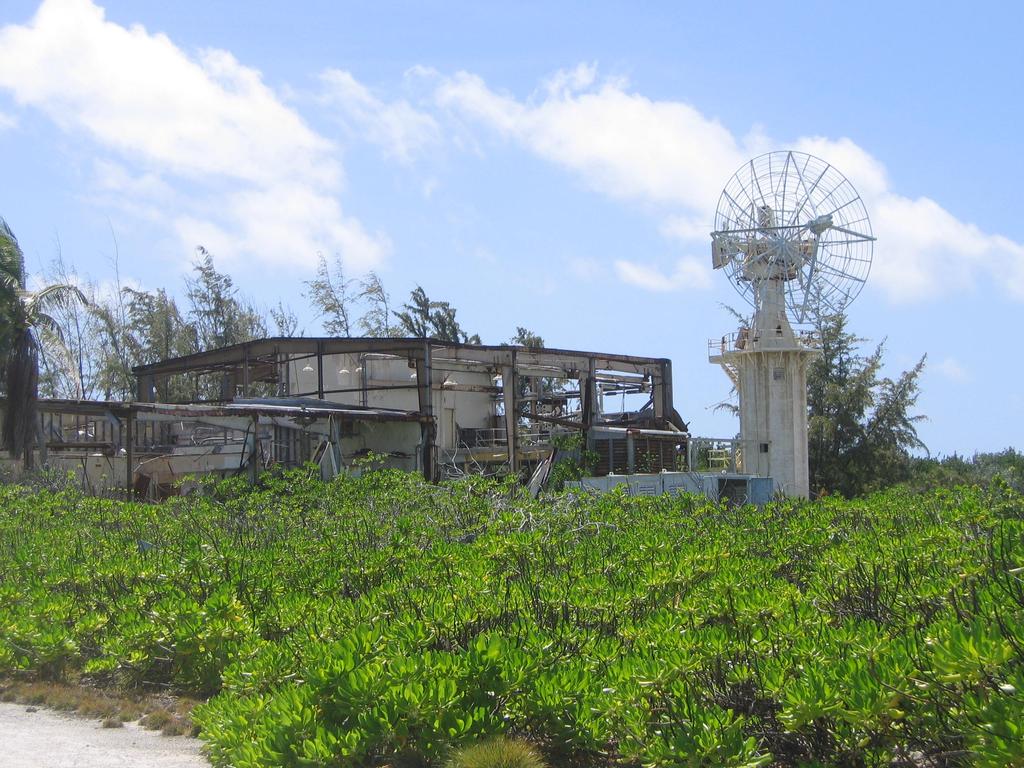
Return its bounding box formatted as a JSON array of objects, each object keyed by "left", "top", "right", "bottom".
[{"left": 711, "top": 151, "right": 875, "bottom": 324}]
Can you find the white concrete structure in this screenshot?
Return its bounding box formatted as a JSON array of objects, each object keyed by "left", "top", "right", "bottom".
[
  {"left": 708, "top": 151, "right": 875, "bottom": 500},
  {"left": 709, "top": 282, "right": 816, "bottom": 497}
]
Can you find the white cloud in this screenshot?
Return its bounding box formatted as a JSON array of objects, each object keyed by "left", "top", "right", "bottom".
[
  {"left": 873, "top": 192, "right": 1024, "bottom": 302},
  {"left": 0, "top": 111, "right": 16, "bottom": 130},
  {"left": 790, "top": 136, "right": 1024, "bottom": 303},
  {"left": 0, "top": 0, "right": 388, "bottom": 271},
  {"left": 436, "top": 68, "right": 743, "bottom": 214},
  {"left": 436, "top": 66, "right": 1024, "bottom": 302},
  {"left": 319, "top": 68, "right": 439, "bottom": 162},
  {"left": 541, "top": 62, "right": 599, "bottom": 98},
  {"left": 660, "top": 214, "right": 712, "bottom": 243},
  {"left": 92, "top": 159, "right": 174, "bottom": 201},
  {"left": 936, "top": 356, "right": 968, "bottom": 382},
  {"left": 615, "top": 257, "right": 711, "bottom": 292}
]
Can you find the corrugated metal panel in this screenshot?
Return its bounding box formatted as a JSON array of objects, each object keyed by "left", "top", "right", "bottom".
[{"left": 593, "top": 434, "right": 686, "bottom": 475}]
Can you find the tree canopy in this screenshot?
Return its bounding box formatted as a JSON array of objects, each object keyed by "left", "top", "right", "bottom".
[
  {"left": 0, "top": 218, "right": 87, "bottom": 460},
  {"left": 6, "top": 218, "right": 973, "bottom": 495},
  {"left": 394, "top": 286, "right": 480, "bottom": 344},
  {"left": 4, "top": 226, "right": 512, "bottom": 414},
  {"left": 905, "top": 448, "right": 1024, "bottom": 494},
  {"left": 807, "top": 313, "right": 927, "bottom": 497}
]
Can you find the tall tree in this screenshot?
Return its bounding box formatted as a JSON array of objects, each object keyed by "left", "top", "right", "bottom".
[
  {"left": 268, "top": 302, "right": 300, "bottom": 337},
  {"left": 122, "top": 287, "right": 198, "bottom": 401},
  {"left": 357, "top": 271, "right": 394, "bottom": 337},
  {"left": 394, "top": 286, "right": 432, "bottom": 337},
  {"left": 36, "top": 251, "right": 92, "bottom": 399},
  {"left": 510, "top": 327, "right": 544, "bottom": 348},
  {"left": 36, "top": 239, "right": 154, "bottom": 401},
  {"left": 394, "top": 285, "right": 480, "bottom": 343},
  {"left": 185, "top": 248, "right": 265, "bottom": 351},
  {"left": 305, "top": 254, "right": 355, "bottom": 337},
  {"left": 0, "top": 219, "right": 87, "bottom": 461},
  {"left": 807, "top": 313, "right": 927, "bottom": 497}
]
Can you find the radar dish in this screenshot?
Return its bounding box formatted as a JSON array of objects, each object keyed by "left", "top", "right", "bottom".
[{"left": 711, "top": 151, "right": 874, "bottom": 323}]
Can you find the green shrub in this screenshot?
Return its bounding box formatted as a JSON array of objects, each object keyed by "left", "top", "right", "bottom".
[
  {"left": 445, "top": 737, "right": 546, "bottom": 768},
  {"left": 1, "top": 471, "right": 1023, "bottom": 766}
]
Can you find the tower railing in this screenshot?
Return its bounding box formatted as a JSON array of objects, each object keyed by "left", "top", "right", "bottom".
[{"left": 709, "top": 328, "right": 822, "bottom": 357}]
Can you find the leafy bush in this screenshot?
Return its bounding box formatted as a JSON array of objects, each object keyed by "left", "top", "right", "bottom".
[
  {"left": 546, "top": 433, "right": 598, "bottom": 490},
  {"left": 1, "top": 471, "right": 1023, "bottom": 766}
]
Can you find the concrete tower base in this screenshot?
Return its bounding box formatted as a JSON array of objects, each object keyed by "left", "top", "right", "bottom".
[
  {"left": 711, "top": 342, "right": 815, "bottom": 498},
  {"left": 710, "top": 287, "right": 818, "bottom": 499}
]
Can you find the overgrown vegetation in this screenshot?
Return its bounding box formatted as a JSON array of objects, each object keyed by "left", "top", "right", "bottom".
[
  {"left": 808, "top": 313, "right": 927, "bottom": 497},
  {"left": 0, "top": 218, "right": 87, "bottom": 462},
  {"left": 2, "top": 470, "right": 1022, "bottom": 766},
  {"left": 546, "top": 433, "right": 599, "bottom": 491},
  {"left": 906, "top": 449, "right": 1024, "bottom": 495}
]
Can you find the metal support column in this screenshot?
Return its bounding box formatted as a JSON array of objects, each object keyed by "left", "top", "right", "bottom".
[
  {"left": 502, "top": 352, "right": 518, "bottom": 474},
  {"left": 124, "top": 410, "right": 133, "bottom": 497},
  {"left": 581, "top": 357, "right": 597, "bottom": 450},
  {"left": 316, "top": 341, "right": 325, "bottom": 399},
  {"left": 242, "top": 346, "right": 250, "bottom": 398},
  {"left": 249, "top": 414, "right": 260, "bottom": 484},
  {"left": 655, "top": 361, "right": 673, "bottom": 421},
  {"left": 416, "top": 343, "right": 435, "bottom": 481}
]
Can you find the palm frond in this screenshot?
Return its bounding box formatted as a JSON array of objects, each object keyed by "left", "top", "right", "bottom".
[
  {"left": 30, "top": 311, "right": 67, "bottom": 345},
  {"left": 0, "top": 216, "right": 26, "bottom": 290},
  {"left": 36, "top": 321, "right": 84, "bottom": 398},
  {"left": 24, "top": 282, "right": 89, "bottom": 316},
  {"left": 0, "top": 268, "right": 16, "bottom": 292}
]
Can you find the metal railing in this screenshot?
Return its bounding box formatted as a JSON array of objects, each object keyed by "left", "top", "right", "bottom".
[
  {"left": 686, "top": 437, "right": 750, "bottom": 474},
  {"left": 458, "top": 426, "right": 549, "bottom": 448},
  {"left": 709, "top": 328, "right": 821, "bottom": 356}
]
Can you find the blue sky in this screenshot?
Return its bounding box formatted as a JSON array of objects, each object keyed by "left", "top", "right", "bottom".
[{"left": 0, "top": 0, "right": 1021, "bottom": 456}]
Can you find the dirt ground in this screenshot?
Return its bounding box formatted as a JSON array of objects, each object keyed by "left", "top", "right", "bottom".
[{"left": 0, "top": 701, "right": 210, "bottom": 768}]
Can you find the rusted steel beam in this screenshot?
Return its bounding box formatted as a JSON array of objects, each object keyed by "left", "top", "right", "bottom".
[
  {"left": 35, "top": 399, "right": 133, "bottom": 417},
  {"left": 132, "top": 337, "right": 431, "bottom": 376},
  {"left": 519, "top": 412, "right": 584, "bottom": 430},
  {"left": 437, "top": 383, "right": 501, "bottom": 394},
  {"left": 131, "top": 402, "right": 426, "bottom": 422},
  {"left": 416, "top": 341, "right": 435, "bottom": 481},
  {"left": 133, "top": 337, "right": 668, "bottom": 378},
  {"left": 502, "top": 357, "right": 518, "bottom": 474},
  {"left": 316, "top": 341, "right": 325, "bottom": 399}
]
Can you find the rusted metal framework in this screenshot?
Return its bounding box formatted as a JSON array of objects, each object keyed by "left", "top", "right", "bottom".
[
  {"left": 132, "top": 337, "right": 687, "bottom": 481},
  {"left": 0, "top": 338, "right": 691, "bottom": 495},
  {"left": 18, "top": 396, "right": 425, "bottom": 497}
]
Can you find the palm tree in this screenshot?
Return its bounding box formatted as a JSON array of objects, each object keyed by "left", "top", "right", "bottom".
[{"left": 1, "top": 218, "right": 87, "bottom": 463}]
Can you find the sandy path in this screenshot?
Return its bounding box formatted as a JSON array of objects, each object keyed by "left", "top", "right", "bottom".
[{"left": 0, "top": 702, "right": 210, "bottom": 767}]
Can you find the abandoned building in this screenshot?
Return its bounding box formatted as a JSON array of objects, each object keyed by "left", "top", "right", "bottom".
[{"left": 5, "top": 336, "right": 764, "bottom": 501}]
